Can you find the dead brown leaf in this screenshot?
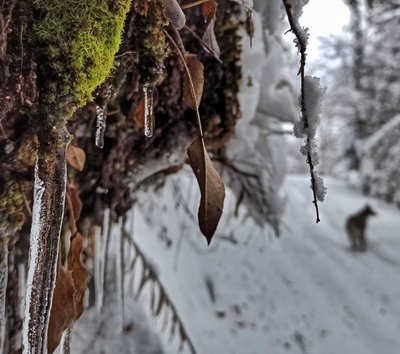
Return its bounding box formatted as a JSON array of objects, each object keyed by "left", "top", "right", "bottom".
[
  {"left": 47, "top": 233, "right": 88, "bottom": 353},
  {"left": 183, "top": 54, "right": 204, "bottom": 110},
  {"left": 202, "top": 0, "right": 218, "bottom": 23},
  {"left": 68, "top": 232, "right": 88, "bottom": 318},
  {"left": 66, "top": 184, "right": 82, "bottom": 223},
  {"left": 164, "top": 0, "right": 186, "bottom": 30},
  {"left": 133, "top": 98, "right": 145, "bottom": 129},
  {"left": 187, "top": 137, "right": 225, "bottom": 244},
  {"left": 66, "top": 144, "right": 86, "bottom": 172},
  {"left": 47, "top": 261, "right": 77, "bottom": 354}
]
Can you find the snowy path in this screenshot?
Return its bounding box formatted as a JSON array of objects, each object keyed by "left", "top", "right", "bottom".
[{"left": 73, "top": 174, "right": 400, "bottom": 354}]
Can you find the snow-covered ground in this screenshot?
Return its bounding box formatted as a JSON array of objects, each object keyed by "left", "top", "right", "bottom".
[{"left": 73, "top": 173, "right": 400, "bottom": 354}]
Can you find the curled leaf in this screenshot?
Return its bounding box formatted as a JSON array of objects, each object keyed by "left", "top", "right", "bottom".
[
  {"left": 66, "top": 144, "right": 86, "bottom": 172},
  {"left": 164, "top": 0, "right": 186, "bottom": 30},
  {"left": 183, "top": 54, "right": 204, "bottom": 110},
  {"left": 187, "top": 137, "right": 225, "bottom": 244}
]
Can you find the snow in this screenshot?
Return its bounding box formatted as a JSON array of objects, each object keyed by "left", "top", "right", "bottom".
[
  {"left": 360, "top": 115, "right": 400, "bottom": 205},
  {"left": 286, "top": 0, "right": 310, "bottom": 50},
  {"left": 73, "top": 173, "right": 400, "bottom": 354},
  {"left": 294, "top": 76, "right": 325, "bottom": 139}
]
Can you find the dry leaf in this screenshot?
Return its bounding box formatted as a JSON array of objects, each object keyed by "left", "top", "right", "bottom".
[
  {"left": 66, "top": 184, "right": 83, "bottom": 222},
  {"left": 133, "top": 98, "right": 145, "bottom": 129},
  {"left": 183, "top": 54, "right": 204, "bottom": 110},
  {"left": 202, "top": 0, "right": 218, "bottom": 23},
  {"left": 202, "top": 17, "right": 220, "bottom": 59},
  {"left": 187, "top": 137, "right": 225, "bottom": 244},
  {"left": 47, "top": 261, "right": 77, "bottom": 354},
  {"left": 164, "top": 0, "right": 186, "bottom": 30},
  {"left": 48, "top": 233, "right": 88, "bottom": 353},
  {"left": 66, "top": 144, "right": 86, "bottom": 172},
  {"left": 68, "top": 232, "right": 88, "bottom": 318}
]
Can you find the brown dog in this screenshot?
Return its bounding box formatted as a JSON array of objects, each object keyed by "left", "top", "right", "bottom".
[{"left": 345, "top": 205, "right": 376, "bottom": 251}]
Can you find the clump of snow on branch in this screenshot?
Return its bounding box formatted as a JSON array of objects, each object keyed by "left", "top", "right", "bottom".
[
  {"left": 294, "top": 76, "right": 325, "bottom": 139},
  {"left": 282, "top": 0, "right": 327, "bottom": 220},
  {"left": 297, "top": 76, "right": 327, "bottom": 203},
  {"left": 286, "top": 0, "right": 310, "bottom": 49}
]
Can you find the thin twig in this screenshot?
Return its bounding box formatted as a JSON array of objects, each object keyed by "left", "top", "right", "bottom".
[{"left": 282, "top": 0, "right": 321, "bottom": 223}]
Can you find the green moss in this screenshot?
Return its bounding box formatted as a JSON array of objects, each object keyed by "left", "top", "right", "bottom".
[
  {"left": 32, "top": 0, "right": 131, "bottom": 117},
  {"left": 0, "top": 181, "right": 26, "bottom": 236}
]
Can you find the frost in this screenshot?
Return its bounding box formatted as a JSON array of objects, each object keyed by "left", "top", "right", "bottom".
[
  {"left": 95, "top": 105, "right": 107, "bottom": 149},
  {"left": 143, "top": 86, "right": 155, "bottom": 138},
  {"left": 294, "top": 76, "right": 326, "bottom": 139},
  {"left": 284, "top": 0, "right": 326, "bottom": 221},
  {"left": 288, "top": 0, "right": 309, "bottom": 21},
  {"left": 286, "top": 0, "right": 310, "bottom": 50},
  {"left": 303, "top": 76, "right": 326, "bottom": 137},
  {"left": 313, "top": 173, "right": 327, "bottom": 202}
]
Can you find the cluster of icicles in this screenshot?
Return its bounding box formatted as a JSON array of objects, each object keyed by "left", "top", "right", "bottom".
[{"left": 95, "top": 86, "right": 155, "bottom": 148}]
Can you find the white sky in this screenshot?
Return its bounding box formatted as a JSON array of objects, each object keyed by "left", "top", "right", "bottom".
[{"left": 300, "top": 0, "right": 351, "bottom": 61}]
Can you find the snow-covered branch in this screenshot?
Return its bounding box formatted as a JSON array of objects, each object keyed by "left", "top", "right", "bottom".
[{"left": 282, "top": 0, "right": 326, "bottom": 223}]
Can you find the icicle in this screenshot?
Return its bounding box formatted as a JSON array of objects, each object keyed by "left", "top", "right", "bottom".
[
  {"left": 18, "top": 263, "right": 26, "bottom": 318},
  {"left": 22, "top": 131, "right": 68, "bottom": 354},
  {"left": 95, "top": 105, "right": 107, "bottom": 148},
  {"left": 0, "top": 244, "right": 8, "bottom": 353},
  {"left": 95, "top": 209, "right": 110, "bottom": 312},
  {"left": 60, "top": 326, "right": 72, "bottom": 354},
  {"left": 93, "top": 226, "right": 102, "bottom": 313},
  {"left": 115, "top": 217, "right": 124, "bottom": 332},
  {"left": 143, "top": 86, "right": 155, "bottom": 138}
]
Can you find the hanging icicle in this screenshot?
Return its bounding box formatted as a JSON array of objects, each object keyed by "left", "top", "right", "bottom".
[
  {"left": 22, "top": 130, "right": 69, "bottom": 354},
  {"left": 143, "top": 86, "right": 155, "bottom": 138},
  {"left": 60, "top": 327, "right": 72, "bottom": 354},
  {"left": 115, "top": 217, "right": 124, "bottom": 332},
  {"left": 95, "top": 105, "right": 107, "bottom": 149},
  {"left": 0, "top": 247, "right": 8, "bottom": 353}
]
